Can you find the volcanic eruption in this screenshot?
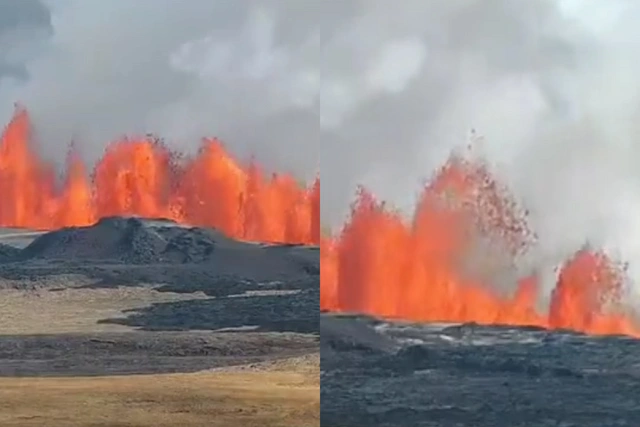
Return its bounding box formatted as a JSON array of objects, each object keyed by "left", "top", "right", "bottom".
[
  {"left": 0, "top": 107, "right": 319, "bottom": 246},
  {"left": 321, "top": 146, "right": 640, "bottom": 338}
]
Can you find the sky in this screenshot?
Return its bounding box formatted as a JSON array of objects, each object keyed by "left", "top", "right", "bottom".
[
  {"left": 4, "top": 0, "right": 640, "bottom": 293},
  {"left": 0, "top": 0, "right": 319, "bottom": 181}
]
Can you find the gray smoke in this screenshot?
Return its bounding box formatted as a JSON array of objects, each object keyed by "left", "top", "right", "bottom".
[
  {"left": 319, "top": 0, "right": 640, "bottom": 302},
  {"left": 5, "top": 1, "right": 640, "bottom": 299},
  {"left": 0, "top": 0, "right": 319, "bottom": 181}
]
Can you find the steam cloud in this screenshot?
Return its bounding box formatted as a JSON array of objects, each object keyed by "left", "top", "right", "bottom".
[
  {"left": 317, "top": 0, "right": 640, "bottom": 302},
  {"left": 4, "top": 1, "right": 640, "bottom": 297},
  {"left": 0, "top": 0, "right": 319, "bottom": 181}
]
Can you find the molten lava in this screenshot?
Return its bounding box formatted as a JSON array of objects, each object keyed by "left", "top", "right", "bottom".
[
  {"left": 0, "top": 108, "right": 319, "bottom": 245},
  {"left": 322, "top": 149, "right": 640, "bottom": 338}
]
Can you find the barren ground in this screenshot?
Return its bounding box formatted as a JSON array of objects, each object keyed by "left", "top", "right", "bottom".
[
  {"left": 0, "top": 285, "right": 209, "bottom": 334},
  {"left": 321, "top": 313, "right": 640, "bottom": 427},
  {"left": 0, "top": 222, "right": 319, "bottom": 426}
]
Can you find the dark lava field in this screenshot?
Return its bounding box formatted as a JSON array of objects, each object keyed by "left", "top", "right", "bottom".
[
  {"left": 321, "top": 313, "right": 640, "bottom": 427},
  {"left": 0, "top": 217, "right": 319, "bottom": 376}
]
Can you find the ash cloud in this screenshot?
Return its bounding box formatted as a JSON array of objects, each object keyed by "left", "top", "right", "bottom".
[
  {"left": 0, "top": 0, "right": 319, "bottom": 181},
  {"left": 319, "top": 0, "right": 640, "bottom": 300}
]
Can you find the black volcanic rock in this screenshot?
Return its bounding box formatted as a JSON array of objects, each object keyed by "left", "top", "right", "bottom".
[
  {"left": 0, "top": 216, "right": 319, "bottom": 293},
  {"left": 0, "top": 332, "right": 317, "bottom": 376},
  {"left": 320, "top": 314, "right": 640, "bottom": 427},
  {"left": 321, "top": 315, "right": 398, "bottom": 355},
  {"left": 16, "top": 217, "right": 319, "bottom": 274},
  {"left": 20, "top": 217, "right": 168, "bottom": 264},
  {"left": 100, "top": 287, "right": 320, "bottom": 334},
  {"left": 0, "top": 243, "right": 20, "bottom": 262}
]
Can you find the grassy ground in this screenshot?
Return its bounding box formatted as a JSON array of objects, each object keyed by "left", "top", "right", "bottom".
[
  {"left": 0, "top": 286, "right": 209, "bottom": 334},
  {"left": 0, "top": 356, "right": 319, "bottom": 427}
]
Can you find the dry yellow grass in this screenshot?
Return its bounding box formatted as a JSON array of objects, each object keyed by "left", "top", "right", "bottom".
[
  {"left": 0, "top": 286, "right": 210, "bottom": 334},
  {"left": 0, "top": 359, "right": 319, "bottom": 427}
]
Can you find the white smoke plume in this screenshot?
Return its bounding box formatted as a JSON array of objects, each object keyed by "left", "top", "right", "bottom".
[
  {"left": 5, "top": 0, "right": 640, "bottom": 297},
  {"left": 0, "top": 0, "right": 319, "bottom": 181},
  {"left": 317, "top": 0, "right": 640, "bottom": 301}
]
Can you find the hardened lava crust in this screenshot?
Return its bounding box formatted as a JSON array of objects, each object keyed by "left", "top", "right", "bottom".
[
  {"left": 0, "top": 217, "right": 319, "bottom": 376},
  {"left": 320, "top": 313, "right": 640, "bottom": 427}
]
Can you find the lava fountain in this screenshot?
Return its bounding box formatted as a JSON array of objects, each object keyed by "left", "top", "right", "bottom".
[
  {"left": 321, "top": 147, "right": 640, "bottom": 338},
  {"left": 0, "top": 107, "right": 319, "bottom": 245}
]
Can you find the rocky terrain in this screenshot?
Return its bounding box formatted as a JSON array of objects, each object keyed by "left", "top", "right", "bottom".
[
  {"left": 321, "top": 313, "right": 640, "bottom": 427},
  {"left": 0, "top": 217, "right": 319, "bottom": 376}
]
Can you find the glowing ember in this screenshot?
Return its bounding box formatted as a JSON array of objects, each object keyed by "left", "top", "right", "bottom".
[
  {"left": 321, "top": 149, "right": 640, "bottom": 337},
  {"left": 0, "top": 108, "right": 319, "bottom": 245}
]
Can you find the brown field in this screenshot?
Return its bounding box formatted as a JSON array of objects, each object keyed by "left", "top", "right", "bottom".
[
  {"left": 0, "top": 286, "right": 209, "bottom": 335},
  {"left": 0, "top": 230, "right": 320, "bottom": 426},
  {"left": 0, "top": 355, "right": 319, "bottom": 427},
  {"left": 0, "top": 285, "right": 320, "bottom": 426}
]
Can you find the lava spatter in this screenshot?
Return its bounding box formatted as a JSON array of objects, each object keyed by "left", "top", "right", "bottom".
[
  {"left": 0, "top": 107, "right": 319, "bottom": 245},
  {"left": 321, "top": 150, "right": 640, "bottom": 337}
]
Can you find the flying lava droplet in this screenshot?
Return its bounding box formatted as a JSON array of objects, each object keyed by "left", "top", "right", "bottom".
[
  {"left": 321, "top": 150, "right": 640, "bottom": 338},
  {"left": 0, "top": 107, "right": 319, "bottom": 246}
]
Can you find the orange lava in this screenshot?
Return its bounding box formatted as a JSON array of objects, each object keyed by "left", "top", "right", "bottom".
[
  {"left": 0, "top": 108, "right": 319, "bottom": 245},
  {"left": 321, "top": 150, "right": 640, "bottom": 337}
]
